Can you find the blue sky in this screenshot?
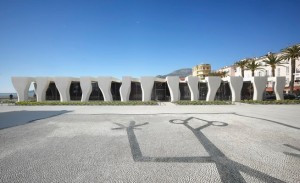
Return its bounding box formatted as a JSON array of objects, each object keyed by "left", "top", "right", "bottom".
[{"left": 1, "top": 0, "right": 300, "bottom": 93}]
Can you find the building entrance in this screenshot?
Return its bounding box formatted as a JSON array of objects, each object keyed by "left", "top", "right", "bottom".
[{"left": 151, "top": 82, "right": 170, "bottom": 101}]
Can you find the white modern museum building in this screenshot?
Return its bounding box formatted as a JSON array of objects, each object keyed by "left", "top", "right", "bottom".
[{"left": 11, "top": 75, "right": 287, "bottom": 102}]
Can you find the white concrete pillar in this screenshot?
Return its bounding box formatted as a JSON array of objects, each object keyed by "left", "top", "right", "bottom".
[
  {"left": 227, "top": 76, "right": 243, "bottom": 102},
  {"left": 35, "top": 77, "right": 50, "bottom": 102},
  {"left": 11, "top": 77, "right": 33, "bottom": 102},
  {"left": 186, "top": 76, "right": 199, "bottom": 101},
  {"left": 97, "top": 77, "right": 113, "bottom": 101},
  {"left": 140, "top": 77, "right": 155, "bottom": 102},
  {"left": 251, "top": 77, "right": 268, "bottom": 101},
  {"left": 120, "top": 76, "right": 131, "bottom": 102},
  {"left": 166, "top": 76, "right": 180, "bottom": 102},
  {"left": 205, "top": 76, "right": 221, "bottom": 101},
  {"left": 80, "top": 77, "right": 93, "bottom": 102},
  {"left": 274, "top": 77, "right": 286, "bottom": 100},
  {"left": 53, "top": 77, "right": 72, "bottom": 102}
]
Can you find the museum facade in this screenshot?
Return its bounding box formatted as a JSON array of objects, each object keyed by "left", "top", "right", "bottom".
[{"left": 11, "top": 76, "right": 286, "bottom": 103}]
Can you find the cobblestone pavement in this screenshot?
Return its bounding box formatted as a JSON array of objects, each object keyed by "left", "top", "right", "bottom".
[{"left": 0, "top": 105, "right": 300, "bottom": 182}]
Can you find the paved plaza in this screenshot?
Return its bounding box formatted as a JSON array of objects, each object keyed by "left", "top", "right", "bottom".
[{"left": 0, "top": 104, "right": 299, "bottom": 182}]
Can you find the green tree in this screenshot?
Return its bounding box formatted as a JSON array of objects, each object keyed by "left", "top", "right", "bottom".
[
  {"left": 207, "top": 72, "right": 220, "bottom": 77},
  {"left": 207, "top": 71, "right": 228, "bottom": 78},
  {"left": 218, "top": 71, "right": 228, "bottom": 78},
  {"left": 281, "top": 45, "right": 300, "bottom": 93},
  {"left": 245, "top": 59, "right": 262, "bottom": 77},
  {"left": 234, "top": 60, "right": 248, "bottom": 77},
  {"left": 263, "top": 53, "right": 283, "bottom": 77}
]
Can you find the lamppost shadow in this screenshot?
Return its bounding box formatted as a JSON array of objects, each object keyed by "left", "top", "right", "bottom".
[{"left": 112, "top": 117, "right": 285, "bottom": 183}]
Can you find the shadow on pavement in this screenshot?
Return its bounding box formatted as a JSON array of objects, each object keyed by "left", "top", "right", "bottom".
[
  {"left": 0, "top": 110, "right": 71, "bottom": 129},
  {"left": 112, "top": 117, "right": 285, "bottom": 183},
  {"left": 95, "top": 112, "right": 300, "bottom": 130}
]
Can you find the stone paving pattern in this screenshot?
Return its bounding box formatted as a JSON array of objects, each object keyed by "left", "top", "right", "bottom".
[{"left": 0, "top": 104, "right": 299, "bottom": 182}]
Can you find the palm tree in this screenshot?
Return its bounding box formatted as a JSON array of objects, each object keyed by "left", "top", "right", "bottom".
[
  {"left": 281, "top": 45, "right": 300, "bottom": 93},
  {"left": 245, "top": 59, "right": 262, "bottom": 77},
  {"left": 234, "top": 60, "right": 248, "bottom": 77},
  {"left": 207, "top": 72, "right": 220, "bottom": 77},
  {"left": 208, "top": 71, "right": 228, "bottom": 78},
  {"left": 218, "top": 71, "right": 228, "bottom": 78},
  {"left": 263, "top": 53, "right": 283, "bottom": 77}
]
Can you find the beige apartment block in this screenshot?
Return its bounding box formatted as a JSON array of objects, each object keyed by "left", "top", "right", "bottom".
[{"left": 192, "top": 63, "right": 211, "bottom": 79}]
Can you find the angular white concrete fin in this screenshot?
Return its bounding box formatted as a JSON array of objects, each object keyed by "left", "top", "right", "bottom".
[
  {"left": 227, "top": 76, "right": 243, "bottom": 102},
  {"left": 186, "top": 76, "right": 199, "bottom": 101},
  {"left": 140, "top": 77, "right": 155, "bottom": 102},
  {"left": 274, "top": 77, "right": 286, "bottom": 100},
  {"left": 11, "top": 77, "right": 33, "bottom": 102},
  {"left": 205, "top": 77, "right": 221, "bottom": 101},
  {"left": 35, "top": 77, "right": 50, "bottom": 102},
  {"left": 80, "top": 77, "right": 93, "bottom": 102},
  {"left": 166, "top": 76, "right": 180, "bottom": 102},
  {"left": 97, "top": 77, "right": 113, "bottom": 101},
  {"left": 251, "top": 77, "right": 268, "bottom": 101},
  {"left": 120, "top": 76, "right": 131, "bottom": 102},
  {"left": 53, "top": 77, "right": 72, "bottom": 102}
]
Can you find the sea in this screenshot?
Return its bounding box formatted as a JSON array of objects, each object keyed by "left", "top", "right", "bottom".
[{"left": 0, "top": 91, "right": 34, "bottom": 99}]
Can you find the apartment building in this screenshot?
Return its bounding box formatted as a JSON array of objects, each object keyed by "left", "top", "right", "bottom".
[
  {"left": 218, "top": 52, "right": 300, "bottom": 93},
  {"left": 192, "top": 64, "right": 211, "bottom": 79}
]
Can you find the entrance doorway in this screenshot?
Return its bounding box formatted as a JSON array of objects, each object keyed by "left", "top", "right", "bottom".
[
  {"left": 46, "top": 82, "right": 60, "bottom": 100},
  {"left": 179, "top": 83, "right": 191, "bottom": 100},
  {"left": 151, "top": 82, "right": 170, "bottom": 101},
  {"left": 89, "top": 82, "right": 104, "bottom": 101}
]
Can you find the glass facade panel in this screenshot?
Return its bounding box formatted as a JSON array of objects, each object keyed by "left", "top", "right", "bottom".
[
  {"left": 151, "top": 82, "right": 170, "bottom": 101},
  {"left": 179, "top": 83, "right": 191, "bottom": 100},
  {"left": 70, "top": 82, "right": 82, "bottom": 100},
  {"left": 46, "top": 82, "right": 60, "bottom": 100},
  {"left": 89, "top": 82, "right": 104, "bottom": 100},
  {"left": 198, "top": 83, "right": 208, "bottom": 100},
  {"left": 129, "top": 82, "right": 142, "bottom": 100},
  {"left": 215, "top": 82, "right": 231, "bottom": 100},
  {"left": 241, "top": 81, "right": 253, "bottom": 100},
  {"left": 111, "top": 82, "right": 121, "bottom": 101}
]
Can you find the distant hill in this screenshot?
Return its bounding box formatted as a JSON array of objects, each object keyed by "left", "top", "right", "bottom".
[{"left": 157, "top": 68, "right": 192, "bottom": 78}]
